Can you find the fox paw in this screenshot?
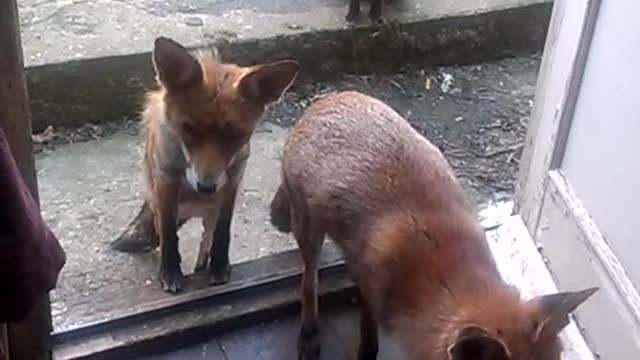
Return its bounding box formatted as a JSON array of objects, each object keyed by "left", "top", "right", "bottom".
[
  {"left": 160, "top": 266, "right": 184, "bottom": 294},
  {"left": 346, "top": 9, "right": 360, "bottom": 24},
  {"left": 210, "top": 263, "right": 231, "bottom": 285},
  {"left": 298, "top": 325, "right": 320, "bottom": 360}
]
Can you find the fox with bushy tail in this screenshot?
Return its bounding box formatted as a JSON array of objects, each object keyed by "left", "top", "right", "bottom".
[
  {"left": 270, "top": 91, "right": 597, "bottom": 360},
  {"left": 111, "top": 37, "right": 298, "bottom": 294}
]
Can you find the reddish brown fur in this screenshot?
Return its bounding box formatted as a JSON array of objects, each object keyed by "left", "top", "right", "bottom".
[
  {"left": 144, "top": 55, "right": 265, "bottom": 181},
  {"left": 270, "top": 91, "right": 597, "bottom": 360},
  {"left": 111, "top": 37, "right": 298, "bottom": 293}
]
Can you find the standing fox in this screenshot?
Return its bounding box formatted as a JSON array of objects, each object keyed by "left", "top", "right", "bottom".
[
  {"left": 111, "top": 37, "right": 299, "bottom": 293},
  {"left": 270, "top": 91, "right": 597, "bottom": 360}
]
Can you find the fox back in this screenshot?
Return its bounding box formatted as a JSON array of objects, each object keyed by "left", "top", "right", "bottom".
[
  {"left": 272, "top": 91, "right": 597, "bottom": 360},
  {"left": 278, "top": 91, "right": 483, "bottom": 262}
]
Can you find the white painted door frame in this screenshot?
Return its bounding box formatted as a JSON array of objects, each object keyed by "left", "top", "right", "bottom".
[
  {"left": 515, "top": 0, "right": 600, "bottom": 228},
  {"left": 514, "top": 0, "right": 640, "bottom": 358}
]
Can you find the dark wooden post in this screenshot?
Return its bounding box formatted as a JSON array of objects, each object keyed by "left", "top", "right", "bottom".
[
  {"left": 0, "top": 0, "right": 38, "bottom": 193},
  {"left": 0, "top": 1, "right": 53, "bottom": 360},
  {"left": 1, "top": 326, "right": 8, "bottom": 360}
]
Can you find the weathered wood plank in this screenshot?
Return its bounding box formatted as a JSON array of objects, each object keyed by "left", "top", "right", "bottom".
[
  {"left": 514, "top": 0, "right": 598, "bottom": 231},
  {"left": 532, "top": 171, "right": 640, "bottom": 359},
  {"left": 1, "top": 325, "right": 8, "bottom": 360},
  {"left": 52, "top": 257, "right": 354, "bottom": 360},
  {"left": 52, "top": 245, "right": 344, "bottom": 343},
  {"left": 138, "top": 340, "right": 226, "bottom": 360},
  {"left": 0, "top": 1, "right": 52, "bottom": 360},
  {"left": 0, "top": 0, "right": 38, "bottom": 196}
]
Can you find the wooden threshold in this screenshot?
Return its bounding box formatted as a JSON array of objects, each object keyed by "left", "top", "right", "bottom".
[
  {"left": 52, "top": 214, "right": 511, "bottom": 360},
  {"left": 52, "top": 247, "right": 355, "bottom": 360}
]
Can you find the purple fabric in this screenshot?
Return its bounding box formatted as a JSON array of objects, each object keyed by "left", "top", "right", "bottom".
[{"left": 0, "top": 128, "right": 65, "bottom": 323}]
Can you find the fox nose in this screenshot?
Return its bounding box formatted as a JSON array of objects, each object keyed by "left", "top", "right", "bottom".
[{"left": 196, "top": 177, "right": 217, "bottom": 194}]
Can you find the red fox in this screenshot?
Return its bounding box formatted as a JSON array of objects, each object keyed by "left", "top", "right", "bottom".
[
  {"left": 110, "top": 37, "right": 299, "bottom": 293},
  {"left": 270, "top": 91, "right": 597, "bottom": 360}
]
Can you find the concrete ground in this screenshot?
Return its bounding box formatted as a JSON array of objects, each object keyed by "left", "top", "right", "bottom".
[
  {"left": 34, "top": 54, "right": 540, "bottom": 331},
  {"left": 19, "top": 0, "right": 551, "bottom": 132},
  {"left": 18, "top": 0, "right": 545, "bottom": 67}
]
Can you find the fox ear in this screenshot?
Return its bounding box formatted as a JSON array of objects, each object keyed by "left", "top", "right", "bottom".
[
  {"left": 152, "top": 37, "right": 203, "bottom": 91},
  {"left": 529, "top": 287, "right": 598, "bottom": 341},
  {"left": 448, "top": 326, "right": 510, "bottom": 360},
  {"left": 238, "top": 60, "right": 299, "bottom": 104}
]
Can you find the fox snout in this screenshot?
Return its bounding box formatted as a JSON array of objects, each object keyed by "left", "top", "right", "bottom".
[
  {"left": 187, "top": 166, "right": 227, "bottom": 194},
  {"left": 180, "top": 142, "right": 232, "bottom": 194},
  {"left": 185, "top": 164, "right": 227, "bottom": 194}
]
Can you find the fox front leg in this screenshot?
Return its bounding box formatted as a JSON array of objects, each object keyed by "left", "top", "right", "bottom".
[
  {"left": 155, "top": 179, "right": 184, "bottom": 294},
  {"left": 208, "top": 158, "right": 246, "bottom": 285}
]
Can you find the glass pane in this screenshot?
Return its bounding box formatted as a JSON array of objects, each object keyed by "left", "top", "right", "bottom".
[{"left": 17, "top": 0, "right": 545, "bottom": 335}]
